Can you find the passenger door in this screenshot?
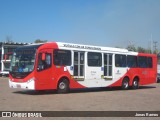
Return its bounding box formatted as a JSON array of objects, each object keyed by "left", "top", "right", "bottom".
[
  {"left": 104, "top": 53, "right": 113, "bottom": 80},
  {"left": 35, "top": 49, "right": 53, "bottom": 90},
  {"left": 73, "top": 51, "right": 85, "bottom": 80}
]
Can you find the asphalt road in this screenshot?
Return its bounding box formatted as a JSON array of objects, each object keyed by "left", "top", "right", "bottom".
[{"left": 0, "top": 77, "right": 160, "bottom": 120}]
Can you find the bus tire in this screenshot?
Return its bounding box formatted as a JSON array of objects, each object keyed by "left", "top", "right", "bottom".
[
  {"left": 132, "top": 78, "right": 139, "bottom": 89},
  {"left": 57, "top": 78, "right": 69, "bottom": 94},
  {"left": 121, "top": 77, "right": 129, "bottom": 90}
]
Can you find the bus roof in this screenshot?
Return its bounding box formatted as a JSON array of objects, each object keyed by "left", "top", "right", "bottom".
[
  {"left": 21, "top": 42, "right": 156, "bottom": 56},
  {"left": 56, "top": 42, "right": 129, "bottom": 53}
]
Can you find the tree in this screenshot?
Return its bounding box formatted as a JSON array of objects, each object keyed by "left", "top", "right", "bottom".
[
  {"left": 126, "top": 45, "right": 137, "bottom": 52},
  {"left": 137, "top": 47, "right": 147, "bottom": 53},
  {"left": 126, "top": 45, "right": 155, "bottom": 53},
  {"left": 6, "top": 35, "right": 13, "bottom": 42},
  {"left": 34, "top": 39, "right": 47, "bottom": 43}
]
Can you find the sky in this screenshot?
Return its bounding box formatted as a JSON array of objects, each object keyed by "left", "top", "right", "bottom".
[{"left": 0, "top": 0, "right": 160, "bottom": 49}]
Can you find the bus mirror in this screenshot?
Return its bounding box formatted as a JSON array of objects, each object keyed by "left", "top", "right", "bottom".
[{"left": 42, "top": 53, "right": 46, "bottom": 61}]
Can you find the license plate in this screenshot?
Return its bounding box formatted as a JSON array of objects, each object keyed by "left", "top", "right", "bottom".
[{"left": 16, "top": 84, "right": 21, "bottom": 88}]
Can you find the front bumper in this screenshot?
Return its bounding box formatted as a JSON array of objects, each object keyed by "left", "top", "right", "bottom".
[{"left": 9, "top": 78, "right": 35, "bottom": 90}]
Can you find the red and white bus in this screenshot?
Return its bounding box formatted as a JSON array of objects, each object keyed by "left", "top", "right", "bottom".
[{"left": 9, "top": 42, "right": 157, "bottom": 93}]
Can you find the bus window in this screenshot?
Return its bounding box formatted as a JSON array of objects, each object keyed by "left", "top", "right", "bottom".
[
  {"left": 74, "top": 51, "right": 85, "bottom": 77},
  {"left": 138, "top": 56, "right": 147, "bottom": 68},
  {"left": 88, "top": 52, "right": 102, "bottom": 67},
  {"left": 115, "top": 54, "right": 126, "bottom": 67},
  {"left": 37, "top": 53, "right": 52, "bottom": 71},
  {"left": 54, "top": 49, "right": 71, "bottom": 66},
  {"left": 127, "top": 55, "right": 137, "bottom": 68},
  {"left": 148, "top": 57, "right": 153, "bottom": 68},
  {"left": 104, "top": 54, "right": 112, "bottom": 76}
]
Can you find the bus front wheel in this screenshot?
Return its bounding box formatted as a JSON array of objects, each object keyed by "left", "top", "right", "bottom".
[{"left": 57, "top": 78, "right": 69, "bottom": 94}]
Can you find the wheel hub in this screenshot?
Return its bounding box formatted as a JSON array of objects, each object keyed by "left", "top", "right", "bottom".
[
  {"left": 59, "top": 82, "right": 65, "bottom": 89},
  {"left": 133, "top": 81, "right": 137, "bottom": 86},
  {"left": 124, "top": 82, "right": 128, "bottom": 88}
]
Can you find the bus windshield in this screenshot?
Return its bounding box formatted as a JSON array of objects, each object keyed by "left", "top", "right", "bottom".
[{"left": 10, "top": 45, "right": 42, "bottom": 78}]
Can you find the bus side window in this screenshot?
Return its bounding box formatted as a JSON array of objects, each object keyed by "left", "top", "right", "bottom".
[
  {"left": 138, "top": 56, "right": 147, "bottom": 68},
  {"left": 37, "top": 53, "right": 52, "bottom": 71},
  {"left": 115, "top": 54, "right": 126, "bottom": 67},
  {"left": 148, "top": 57, "right": 153, "bottom": 68},
  {"left": 127, "top": 55, "right": 137, "bottom": 68},
  {"left": 88, "top": 52, "right": 102, "bottom": 67},
  {"left": 54, "top": 49, "right": 71, "bottom": 66}
]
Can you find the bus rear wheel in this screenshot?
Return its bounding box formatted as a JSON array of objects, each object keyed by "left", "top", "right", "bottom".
[
  {"left": 132, "top": 78, "right": 139, "bottom": 89},
  {"left": 57, "top": 78, "right": 69, "bottom": 94},
  {"left": 121, "top": 78, "right": 129, "bottom": 90}
]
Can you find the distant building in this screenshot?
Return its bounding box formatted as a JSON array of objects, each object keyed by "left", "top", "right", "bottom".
[{"left": 0, "top": 42, "right": 28, "bottom": 76}]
